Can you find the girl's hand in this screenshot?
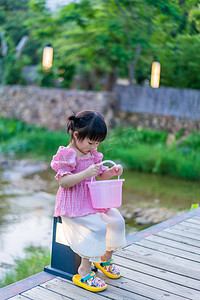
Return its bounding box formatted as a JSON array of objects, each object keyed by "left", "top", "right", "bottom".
[
  {"left": 85, "top": 164, "right": 100, "bottom": 177},
  {"left": 110, "top": 164, "right": 123, "bottom": 176}
]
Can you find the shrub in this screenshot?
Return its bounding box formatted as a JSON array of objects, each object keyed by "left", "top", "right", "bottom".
[
  {"left": 1, "top": 118, "right": 200, "bottom": 180},
  {"left": 0, "top": 247, "right": 50, "bottom": 288}
]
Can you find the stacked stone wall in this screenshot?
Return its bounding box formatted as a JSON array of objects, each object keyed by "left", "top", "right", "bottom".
[
  {"left": 0, "top": 85, "right": 115, "bottom": 130},
  {"left": 0, "top": 85, "right": 199, "bottom": 132}
]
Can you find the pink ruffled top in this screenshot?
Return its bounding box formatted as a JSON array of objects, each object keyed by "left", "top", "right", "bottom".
[{"left": 51, "top": 146, "right": 109, "bottom": 217}]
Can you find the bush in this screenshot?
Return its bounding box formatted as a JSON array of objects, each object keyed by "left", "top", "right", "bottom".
[
  {"left": 0, "top": 247, "right": 50, "bottom": 288},
  {"left": 57, "top": 63, "right": 76, "bottom": 88},
  {"left": 3, "top": 55, "right": 30, "bottom": 85},
  {"left": 1, "top": 118, "right": 200, "bottom": 180},
  {"left": 37, "top": 65, "right": 57, "bottom": 87},
  {"left": 0, "top": 118, "right": 68, "bottom": 160},
  {"left": 179, "top": 131, "right": 200, "bottom": 152}
]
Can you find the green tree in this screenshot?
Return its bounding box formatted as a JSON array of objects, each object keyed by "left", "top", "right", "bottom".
[
  {"left": 0, "top": 0, "right": 29, "bottom": 45},
  {"left": 4, "top": 0, "right": 199, "bottom": 90},
  {"left": 51, "top": 0, "right": 181, "bottom": 90},
  {"left": 160, "top": 34, "right": 200, "bottom": 89},
  {"left": 0, "top": 0, "right": 39, "bottom": 83},
  {"left": 149, "top": 0, "right": 200, "bottom": 88}
]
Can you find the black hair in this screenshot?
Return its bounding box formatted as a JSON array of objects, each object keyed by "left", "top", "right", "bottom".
[{"left": 67, "top": 110, "right": 107, "bottom": 142}]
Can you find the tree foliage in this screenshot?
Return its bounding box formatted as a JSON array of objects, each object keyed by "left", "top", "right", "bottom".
[{"left": 0, "top": 0, "right": 200, "bottom": 89}]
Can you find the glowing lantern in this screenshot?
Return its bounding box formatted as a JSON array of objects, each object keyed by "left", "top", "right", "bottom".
[
  {"left": 42, "top": 44, "right": 53, "bottom": 70},
  {"left": 151, "top": 61, "right": 161, "bottom": 88}
]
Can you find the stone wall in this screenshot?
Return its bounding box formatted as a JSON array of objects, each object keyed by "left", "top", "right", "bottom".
[
  {"left": 0, "top": 85, "right": 115, "bottom": 130},
  {"left": 114, "top": 111, "right": 200, "bottom": 133},
  {"left": 113, "top": 85, "right": 200, "bottom": 132},
  {"left": 0, "top": 84, "right": 199, "bottom": 132}
]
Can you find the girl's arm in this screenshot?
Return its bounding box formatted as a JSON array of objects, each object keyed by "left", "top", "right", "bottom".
[
  {"left": 58, "top": 164, "right": 100, "bottom": 188},
  {"left": 98, "top": 164, "right": 123, "bottom": 180}
]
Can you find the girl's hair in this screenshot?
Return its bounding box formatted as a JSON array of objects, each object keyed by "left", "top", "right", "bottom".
[{"left": 67, "top": 110, "right": 107, "bottom": 142}]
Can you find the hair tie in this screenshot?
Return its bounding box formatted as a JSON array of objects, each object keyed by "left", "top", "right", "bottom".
[{"left": 69, "top": 114, "right": 77, "bottom": 121}]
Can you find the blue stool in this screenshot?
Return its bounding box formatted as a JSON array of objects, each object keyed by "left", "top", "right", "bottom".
[{"left": 44, "top": 217, "right": 81, "bottom": 280}]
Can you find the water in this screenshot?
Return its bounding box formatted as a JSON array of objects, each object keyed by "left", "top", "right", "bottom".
[
  {"left": 0, "top": 160, "right": 56, "bottom": 278},
  {"left": 122, "top": 170, "right": 200, "bottom": 234},
  {"left": 0, "top": 160, "right": 199, "bottom": 278},
  {"left": 123, "top": 170, "right": 199, "bottom": 210}
]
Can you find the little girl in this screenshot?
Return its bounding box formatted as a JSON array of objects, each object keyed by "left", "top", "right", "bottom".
[{"left": 51, "top": 110, "right": 126, "bottom": 292}]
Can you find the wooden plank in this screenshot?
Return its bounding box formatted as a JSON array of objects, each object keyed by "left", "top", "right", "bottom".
[
  {"left": 127, "top": 208, "right": 200, "bottom": 245},
  {"left": 56, "top": 277, "right": 149, "bottom": 300},
  {"left": 155, "top": 230, "right": 200, "bottom": 247},
  {"left": 54, "top": 276, "right": 185, "bottom": 300},
  {"left": 8, "top": 296, "right": 30, "bottom": 300},
  {"left": 115, "top": 247, "right": 200, "bottom": 280},
  {"left": 146, "top": 234, "right": 200, "bottom": 254},
  {"left": 113, "top": 253, "right": 200, "bottom": 290},
  {"left": 165, "top": 227, "right": 200, "bottom": 241},
  {"left": 189, "top": 217, "right": 200, "bottom": 223},
  {"left": 40, "top": 277, "right": 114, "bottom": 300},
  {"left": 126, "top": 243, "right": 200, "bottom": 271},
  {"left": 184, "top": 218, "right": 200, "bottom": 225},
  {"left": 180, "top": 220, "right": 200, "bottom": 229},
  {"left": 97, "top": 282, "right": 149, "bottom": 300},
  {"left": 22, "top": 285, "right": 73, "bottom": 300},
  {"left": 0, "top": 272, "right": 55, "bottom": 300},
  {"left": 174, "top": 223, "right": 200, "bottom": 235},
  {"left": 110, "top": 256, "right": 199, "bottom": 299},
  {"left": 135, "top": 238, "right": 200, "bottom": 262},
  {"left": 100, "top": 275, "right": 186, "bottom": 300}
]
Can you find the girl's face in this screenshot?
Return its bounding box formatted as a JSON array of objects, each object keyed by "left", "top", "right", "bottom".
[{"left": 73, "top": 131, "right": 99, "bottom": 154}]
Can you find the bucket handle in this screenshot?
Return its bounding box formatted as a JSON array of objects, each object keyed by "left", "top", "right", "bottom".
[{"left": 91, "top": 160, "right": 120, "bottom": 183}]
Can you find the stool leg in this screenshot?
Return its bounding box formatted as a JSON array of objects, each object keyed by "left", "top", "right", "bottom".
[{"left": 91, "top": 263, "right": 98, "bottom": 272}]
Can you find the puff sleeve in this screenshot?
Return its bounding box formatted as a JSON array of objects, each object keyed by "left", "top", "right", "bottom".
[
  {"left": 50, "top": 146, "right": 76, "bottom": 181},
  {"left": 92, "top": 149, "right": 108, "bottom": 176}
]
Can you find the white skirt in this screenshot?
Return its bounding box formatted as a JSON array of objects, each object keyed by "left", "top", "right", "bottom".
[{"left": 61, "top": 208, "right": 126, "bottom": 262}]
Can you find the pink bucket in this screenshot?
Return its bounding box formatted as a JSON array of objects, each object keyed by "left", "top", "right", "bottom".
[{"left": 87, "top": 160, "right": 125, "bottom": 209}]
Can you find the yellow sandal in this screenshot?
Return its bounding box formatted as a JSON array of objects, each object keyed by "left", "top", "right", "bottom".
[
  {"left": 94, "top": 259, "right": 121, "bottom": 279},
  {"left": 72, "top": 271, "right": 107, "bottom": 292}
]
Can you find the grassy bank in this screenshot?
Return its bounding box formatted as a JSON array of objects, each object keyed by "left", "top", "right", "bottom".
[
  {"left": 0, "top": 118, "right": 200, "bottom": 180},
  {"left": 0, "top": 118, "right": 68, "bottom": 161},
  {"left": 0, "top": 247, "right": 50, "bottom": 288}
]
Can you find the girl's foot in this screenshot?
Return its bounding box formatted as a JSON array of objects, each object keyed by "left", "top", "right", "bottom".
[
  {"left": 82, "top": 272, "right": 106, "bottom": 288},
  {"left": 78, "top": 265, "right": 91, "bottom": 278},
  {"left": 94, "top": 259, "right": 121, "bottom": 279},
  {"left": 102, "top": 259, "right": 121, "bottom": 276},
  {"left": 73, "top": 272, "right": 107, "bottom": 292}
]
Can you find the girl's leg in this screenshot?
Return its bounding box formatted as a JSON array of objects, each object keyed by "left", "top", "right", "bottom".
[
  {"left": 93, "top": 209, "right": 126, "bottom": 278},
  {"left": 102, "top": 208, "right": 126, "bottom": 251},
  {"left": 94, "top": 248, "right": 121, "bottom": 278},
  {"left": 101, "top": 250, "right": 113, "bottom": 261},
  {"left": 101, "top": 208, "right": 126, "bottom": 262},
  {"left": 78, "top": 258, "right": 92, "bottom": 277},
  {"left": 61, "top": 214, "right": 107, "bottom": 263}
]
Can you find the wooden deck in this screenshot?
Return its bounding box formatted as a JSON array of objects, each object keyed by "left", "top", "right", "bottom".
[{"left": 1, "top": 207, "right": 200, "bottom": 300}]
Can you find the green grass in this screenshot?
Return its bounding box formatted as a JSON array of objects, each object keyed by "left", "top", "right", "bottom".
[
  {"left": 0, "top": 117, "right": 200, "bottom": 180},
  {"left": 112, "top": 144, "right": 200, "bottom": 180},
  {"left": 101, "top": 128, "right": 200, "bottom": 180},
  {"left": 0, "top": 246, "right": 50, "bottom": 288},
  {"left": 0, "top": 118, "right": 68, "bottom": 161}
]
